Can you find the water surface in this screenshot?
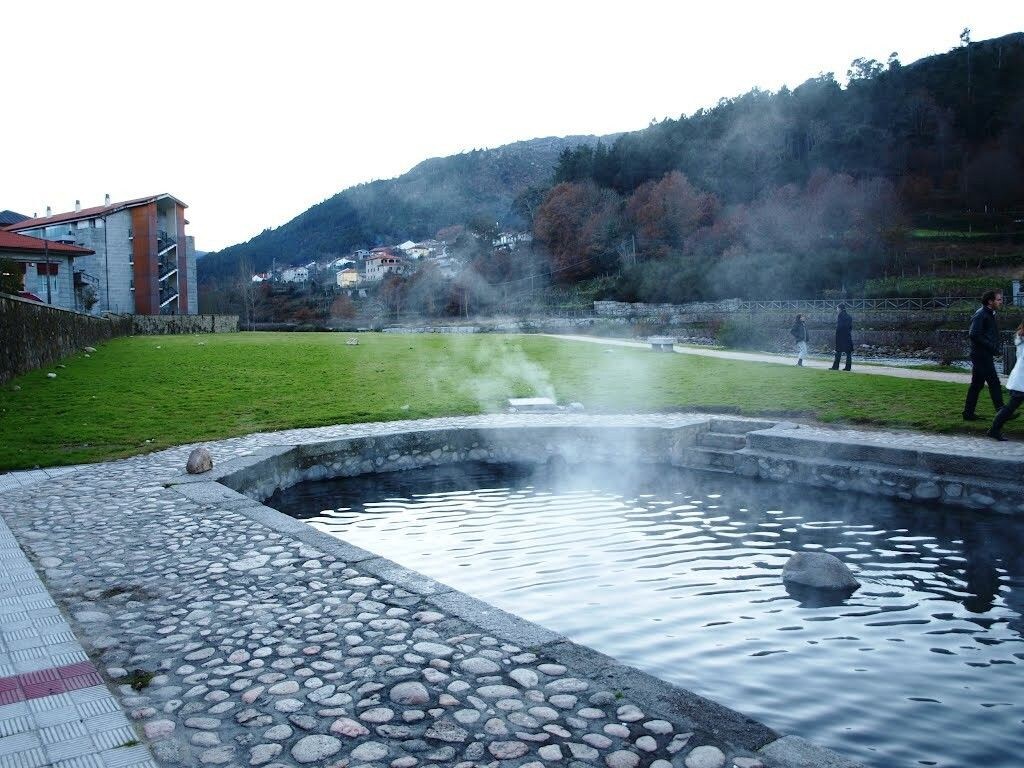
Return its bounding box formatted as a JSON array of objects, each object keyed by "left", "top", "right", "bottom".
[{"left": 267, "top": 463, "right": 1024, "bottom": 768}]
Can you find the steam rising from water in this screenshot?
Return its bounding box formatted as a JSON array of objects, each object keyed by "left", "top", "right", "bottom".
[{"left": 466, "top": 340, "right": 556, "bottom": 407}]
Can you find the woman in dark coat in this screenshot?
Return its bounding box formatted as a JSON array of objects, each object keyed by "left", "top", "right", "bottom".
[
  {"left": 830, "top": 304, "right": 853, "bottom": 371},
  {"left": 790, "top": 314, "right": 808, "bottom": 366}
]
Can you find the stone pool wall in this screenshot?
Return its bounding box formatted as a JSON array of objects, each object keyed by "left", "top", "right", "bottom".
[{"left": 206, "top": 420, "right": 1024, "bottom": 516}]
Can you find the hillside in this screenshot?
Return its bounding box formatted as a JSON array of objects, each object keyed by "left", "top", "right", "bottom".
[
  {"left": 200, "top": 32, "right": 1024, "bottom": 308},
  {"left": 198, "top": 135, "right": 610, "bottom": 284},
  {"left": 534, "top": 32, "right": 1024, "bottom": 302}
]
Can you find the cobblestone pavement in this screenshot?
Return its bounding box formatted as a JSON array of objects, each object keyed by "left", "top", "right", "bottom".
[
  {"left": 9, "top": 412, "right": 1007, "bottom": 768},
  {"left": 0, "top": 513, "right": 157, "bottom": 768}
]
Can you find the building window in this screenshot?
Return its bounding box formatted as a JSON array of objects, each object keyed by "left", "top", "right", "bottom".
[
  {"left": 77, "top": 220, "right": 90, "bottom": 229},
  {"left": 94, "top": 218, "right": 104, "bottom": 228},
  {"left": 36, "top": 263, "right": 59, "bottom": 276}
]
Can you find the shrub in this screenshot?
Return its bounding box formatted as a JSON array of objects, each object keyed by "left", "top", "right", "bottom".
[{"left": 715, "top": 318, "right": 751, "bottom": 349}]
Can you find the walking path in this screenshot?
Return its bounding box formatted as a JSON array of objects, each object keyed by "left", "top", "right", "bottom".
[
  {"left": 4, "top": 411, "right": 1024, "bottom": 768},
  {"left": 543, "top": 334, "right": 978, "bottom": 384},
  {"left": 0, "top": 513, "right": 157, "bottom": 768}
]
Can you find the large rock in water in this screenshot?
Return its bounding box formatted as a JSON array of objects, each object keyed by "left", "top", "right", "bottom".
[
  {"left": 186, "top": 446, "right": 213, "bottom": 474},
  {"left": 782, "top": 552, "right": 860, "bottom": 590}
]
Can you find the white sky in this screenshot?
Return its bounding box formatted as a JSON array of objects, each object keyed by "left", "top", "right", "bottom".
[{"left": 1, "top": 1, "right": 1021, "bottom": 252}]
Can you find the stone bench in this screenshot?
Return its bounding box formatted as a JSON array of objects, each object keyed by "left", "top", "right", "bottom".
[{"left": 648, "top": 336, "right": 676, "bottom": 351}]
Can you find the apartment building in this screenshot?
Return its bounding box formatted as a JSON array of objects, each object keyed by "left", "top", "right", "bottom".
[{"left": 5, "top": 193, "right": 198, "bottom": 315}]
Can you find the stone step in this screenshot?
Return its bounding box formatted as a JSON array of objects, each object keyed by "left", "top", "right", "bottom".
[
  {"left": 697, "top": 432, "right": 747, "bottom": 450},
  {"left": 743, "top": 430, "right": 1017, "bottom": 483},
  {"left": 675, "top": 448, "right": 736, "bottom": 472},
  {"left": 709, "top": 418, "right": 777, "bottom": 435}
]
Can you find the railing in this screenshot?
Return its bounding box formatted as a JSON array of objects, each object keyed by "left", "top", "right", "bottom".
[
  {"left": 735, "top": 297, "right": 983, "bottom": 311},
  {"left": 157, "top": 230, "right": 177, "bottom": 250}
]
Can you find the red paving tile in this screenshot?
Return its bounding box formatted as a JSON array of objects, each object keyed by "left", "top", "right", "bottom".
[
  {"left": 57, "top": 662, "right": 95, "bottom": 679},
  {"left": 23, "top": 678, "right": 66, "bottom": 697},
  {"left": 0, "top": 661, "right": 99, "bottom": 702}
]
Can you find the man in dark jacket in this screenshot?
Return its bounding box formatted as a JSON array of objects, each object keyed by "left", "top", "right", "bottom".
[
  {"left": 830, "top": 304, "right": 853, "bottom": 371},
  {"left": 963, "top": 290, "right": 1007, "bottom": 420}
]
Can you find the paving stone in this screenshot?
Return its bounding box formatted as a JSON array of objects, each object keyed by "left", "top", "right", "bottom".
[
  {"left": 291, "top": 735, "right": 342, "bottom": 763},
  {"left": 684, "top": 745, "right": 726, "bottom": 768}
]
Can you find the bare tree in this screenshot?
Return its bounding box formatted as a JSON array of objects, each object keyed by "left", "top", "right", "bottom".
[{"left": 239, "top": 258, "right": 256, "bottom": 330}]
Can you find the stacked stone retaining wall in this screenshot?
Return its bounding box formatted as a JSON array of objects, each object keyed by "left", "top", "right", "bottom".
[
  {"left": 1, "top": 292, "right": 239, "bottom": 383},
  {"left": 131, "top": 314, "right": 238, "bottom": 335},
  {"left": 0, "top": 293, "right": 132, "bottom": 384}
]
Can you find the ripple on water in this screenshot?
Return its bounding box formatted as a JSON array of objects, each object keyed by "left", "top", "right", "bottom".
[{"left": 267, "top": 462, "right": 1024, "bottom": 768}]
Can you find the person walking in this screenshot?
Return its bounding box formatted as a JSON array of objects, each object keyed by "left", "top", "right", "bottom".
[
  {"left": 830, "top": 304, "right": 853, "bottom": 371},
  {"left": 790, "top": 313, "right": 808, "bottom": 366},
  {"left": 963, "top": 290, "right": 1007, "bottom": 421},
  {"left": 988, "top": 322, "right": 1024, "bottom": 440}
]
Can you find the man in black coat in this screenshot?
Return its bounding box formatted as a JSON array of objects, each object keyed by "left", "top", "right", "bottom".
[
  {"left": 963, "top": 289, "right": 1007, "bottom": 421},
  {"left": 830, "top": 304, "right": 853, "bottom": 371}
]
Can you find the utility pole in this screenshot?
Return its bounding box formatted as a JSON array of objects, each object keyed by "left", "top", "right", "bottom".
[{"left": 44, "top": 239, "right": 52, "bottom": 305}]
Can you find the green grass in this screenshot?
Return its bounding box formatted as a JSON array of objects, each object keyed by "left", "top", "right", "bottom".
[
  {"left": 862, "top": 275, "right": 1014, "bottom": 301},
  {"left": 0, "top": 332, "right": 997, "bottom": 471},
  {"left": 910, "top": 229, "right": 998, "bottom": 239}
]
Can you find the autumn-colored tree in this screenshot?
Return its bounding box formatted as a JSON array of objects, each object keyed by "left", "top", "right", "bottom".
[
  {"left": 625, "top": 171, "right": 719, "bottom": 260},
  {"left": 532, "top": 181, "right": 623, "bottom": 283},
  {"left": 379, "top": 274, "right": 407, "bottom": 320},
  {"left": 436, "top": 224, "right": 465, "bottom": 244},
  {"left": 330, "top": 294, "right": 357, "bottom": 319}
]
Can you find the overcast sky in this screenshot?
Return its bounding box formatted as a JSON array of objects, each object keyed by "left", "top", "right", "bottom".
[{"left": 1, "top": 1, "right": 1020, "bottom": 252}]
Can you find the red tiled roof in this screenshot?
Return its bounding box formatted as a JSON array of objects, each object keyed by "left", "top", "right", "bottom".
[
  {"left": 4, "top": 193, "right": 187, "bottom": 232},
  {"left": 0, "top": 230, "right": 94, "bottom": 255}
]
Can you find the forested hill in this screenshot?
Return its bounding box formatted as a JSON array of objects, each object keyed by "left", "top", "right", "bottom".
[
  {"left": 532, "top": 32, "right": 1024, "bottom": 301},
  {"left": 198, "top": 135, "right": 609, "bottom": 283},
  {"left": 554, "top": 32, "right": 1024, "bottom": 206},
  {"left": 201, "top": 32, "right": 1024, "bottom": 301}
]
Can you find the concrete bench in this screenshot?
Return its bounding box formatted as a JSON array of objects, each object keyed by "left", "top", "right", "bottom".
[{"left": 648, "top": 336, "right": 676, "bottom": 351}]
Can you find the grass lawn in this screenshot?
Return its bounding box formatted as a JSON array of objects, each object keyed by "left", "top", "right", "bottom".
[
  {"left": 910, "top": 229, "right": 998, "bottom": 238},
  {"left": 0, "top": 332, "right": 996, "bottom": 471}
]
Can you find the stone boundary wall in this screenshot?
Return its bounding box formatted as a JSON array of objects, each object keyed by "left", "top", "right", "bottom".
[
  {"left": 0, "top": 293, "right": 132, "bottom": 384},
  {"left": 131, "top": 314, "right": 239, "bottom": 335},
  {"left": 592, "top": 299, "right": 1015, "bottom": 358},
  {"left": 1, "top": 292, "right": 239, "bottom": 383}
]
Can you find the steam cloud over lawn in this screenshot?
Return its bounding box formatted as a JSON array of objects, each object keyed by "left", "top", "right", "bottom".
[{"left": 466, "top": 341, "right": 556, "bottom": 409}]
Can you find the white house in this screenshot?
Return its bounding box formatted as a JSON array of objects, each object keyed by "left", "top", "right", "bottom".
[
  {"left": 493, "top": 231, "right": 533, "bottom": 249},
  {"left": 281, "top": 266, "right": 309, "bottom": 283},
  {"left": 364, "top": 249, "right": 404, "bottom": 282}
]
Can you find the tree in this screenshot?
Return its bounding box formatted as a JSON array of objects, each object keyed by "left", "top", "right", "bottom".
[
  {"left": 847, "top": 57, "right": 884, "bottom": 84},
  {"left": 625, "top": 171, "right": 718, "bottom": 260},
  {"left": 0, "top": 259, "right": 22, "bottom": 295},
  {"left": 379, "top": 274, "right": 407, "bottom": 321},
  {"left": 238, "top": 258, "right": 257, "bottom": 330},
  {"left": 533, "top": 182, "right": 624, "bottom": 282},
  {"left": 330, "top": 294, "right": 357, "bottom": 319}
]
